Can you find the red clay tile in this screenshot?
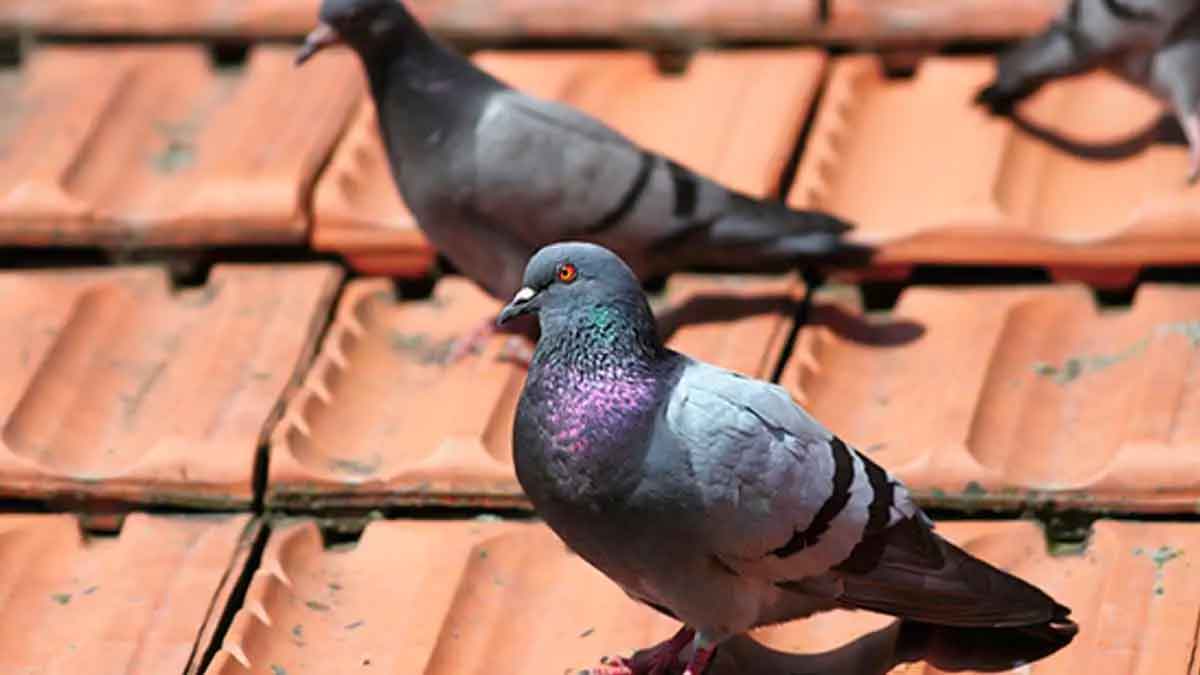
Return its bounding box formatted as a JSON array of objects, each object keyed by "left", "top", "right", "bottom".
[
  {"left": 0, "top": 1, "right": 822, "bottom": 41},
  {"left": 0, "top": 45, "right": 361, "bottom": 247},
  {"left": 790, "top": 56, "right": 1200, "bottom": 280},
  {"left": 783, "top": 283, "right": 1200, "bottom": 512},
  {"left": 0, "top": 263, "right": 341, "bottom": 507},
  {"left": 0, "top": 512, "right": 257, "bottom": 675},
  {"left": 205, "top": 518, "right": 1187, "bottom": 674},
  {"left": 268, "top": 273, "right": 799, "bottom": 509},
  {"left": 827, "top": 0, "right": 1064, "bottom": 42},
  {"left": 313, "top": 49, "right": 826, "bottom": 276}
]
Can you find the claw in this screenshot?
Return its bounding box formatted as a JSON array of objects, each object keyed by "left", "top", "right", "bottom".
[
  {"left": 589, "top": 626, "right": 694, "bottom": 675},
  {"left": 681, "top": 644, "right": 716, "bottom": 675},
  {"left": 579, "top": 666, "right": 634, "bottom": 675}
]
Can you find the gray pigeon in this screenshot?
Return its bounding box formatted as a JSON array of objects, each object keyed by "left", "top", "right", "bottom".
[
  {"left": 297, "top": 0, "right": 870, "bottom": 354},
  {"left": 977, "top": 0, "right": 1200, "bottom": 181},
  {"left": 498, "top": 242, "right": 1077, "bottom": 675}
]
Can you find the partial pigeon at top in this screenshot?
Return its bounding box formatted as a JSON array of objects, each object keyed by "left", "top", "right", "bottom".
[
  {"left": 977, "top": 0, "right": 1200, "bottom": 181},
  {"left": 297, "top": 0, "right": 870, "bottom": 305},
  {"left": 498, "top": 242, "right": 1077, "bottom": 675}
]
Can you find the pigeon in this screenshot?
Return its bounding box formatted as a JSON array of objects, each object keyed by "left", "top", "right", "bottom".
[
  {"left": 297, "top": 0, "right": 871, "bottom": 357},
  {"left": 498, "top": 241, "right": 1078, "bottom": 675},
  {"left": 977, "top": 0, "right": 1200, "bottom": 182}
]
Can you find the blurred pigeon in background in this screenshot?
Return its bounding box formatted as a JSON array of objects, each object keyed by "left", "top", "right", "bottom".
[
  {"left": 297, "top": 0, "right": 870, "bottom": 358},
  {"left": 498, "top": 242, "right": 1077, "bottom": 675},
  {"left": 977, "top": 0, "right": 1200, "bottom": 182}
]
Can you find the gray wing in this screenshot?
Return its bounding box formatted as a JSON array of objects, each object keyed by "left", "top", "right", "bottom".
[
  {"left": 663, "top": 361, "right": 922, "bottom": 581},
  {"left": 469, "top": 91, "right": 860, "bottom": 275},
  {"left": 469, "top": 91, "right": 729, "bottom": 245},
  {"left": 666, "top": 361, "right": 1070, "bottom": 629}
]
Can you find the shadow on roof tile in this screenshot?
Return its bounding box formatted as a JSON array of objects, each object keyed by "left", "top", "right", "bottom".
[
  {"left": 205, "top": 518, "right": 1189, "bottom": 674},
  {"left": 784, "top": 283, "right": 1200, "bottom": 512},
  {"left": 791, "top": 56, "right": 1200, "bottom": 278}
]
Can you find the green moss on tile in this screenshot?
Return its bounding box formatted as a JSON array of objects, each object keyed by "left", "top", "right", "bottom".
[
  {"left": 1032, "top": 337, "right": 1148, "bottom": 384},
  {"left": 962, "top": 481, "right": 987, "bottom": 499}
]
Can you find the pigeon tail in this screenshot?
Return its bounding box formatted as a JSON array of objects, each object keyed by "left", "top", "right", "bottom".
[
  {"left": 897, "top": 612, "right": 1077, "bottom": 671},
  {"left": 831, "top": 516, "right": 1074, "bottom": 631},
  {"left": 700, "top": 194, "right": 874, "bottom": 270}
]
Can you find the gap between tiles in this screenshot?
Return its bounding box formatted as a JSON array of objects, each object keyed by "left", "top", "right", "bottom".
[
  {"left": 192, "top": 517, "right": 273, "bottom": 675},
  {"left": 249, "top": 272, "right": 357, "bottom": 515},
  {"left": 0, "top": 30, "right": 22, "bottom": 67},
  {"left": 772, "top": 50, "right": 828, "bottom": 201}
]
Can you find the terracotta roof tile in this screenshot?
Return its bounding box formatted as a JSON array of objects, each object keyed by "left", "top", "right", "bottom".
[
  {"left": 791, "top": 56, "right": 1200, "bottom": 279},
  {"left": 783, "top": 283, "right": 1200, "bottom": 512},
  {"left": 0, "top": 512, "right": 256, "bottom": 675},
  {"left": 0, "top": 1, "right": 823, "bottom": 41},
  {"left": 826, "top": 0, "right": 1064, "bottom": 42},
  {"left": 204, "top": 518, "right": 1186, "bottom": 674},
  {"left": 0, "top": 263, "right": 341, "bottom": 507},
  {"left": 268, "top": 273, "right": 799, "bottom": 509},
  {"left": 0, "top": 45, "right": 361, "bottom": 247},
  {"left": 313, "top": 48, "right": 826, "bottom": 276},
  {"left": 1, "top": 1, "right": 1068, "bottom": 42}
]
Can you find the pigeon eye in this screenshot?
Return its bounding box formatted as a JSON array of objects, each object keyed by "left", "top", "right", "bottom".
[{"left": 557, "top": 263, "right": 578, "bottom": 284}]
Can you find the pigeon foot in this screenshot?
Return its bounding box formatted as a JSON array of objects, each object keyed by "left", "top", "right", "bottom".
[
  {"left": 681, "top": 644, "right": 715, "bottom": 675},
  {"left": 594, "top": 626, "right": 694, "bottom": 675},
  {"left": 580, "top": 665, "right": 635, "bottom": 675}
]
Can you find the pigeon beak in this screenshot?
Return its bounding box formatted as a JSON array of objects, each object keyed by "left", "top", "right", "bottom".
[
  {"left": 497, "top": 287, "right": 538, "bottom": 326},
  {"left": 296, "top": 23, "right": 342, "bottom": 66}
]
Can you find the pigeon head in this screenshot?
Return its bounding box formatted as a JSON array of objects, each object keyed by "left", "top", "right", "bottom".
[
  {"left": 498, "top": 243, "right": 662, "bottom": 355},
  {"left": 296, "top": 0, "right": 415, "bottom": 65}
]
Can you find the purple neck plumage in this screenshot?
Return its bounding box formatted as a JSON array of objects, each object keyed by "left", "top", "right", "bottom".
[
  {"left": 525, "top": 301, "right": 669, "bottom": 458},
  {"left": 532, "top": 361, "right": 661, "bottom": 456}
]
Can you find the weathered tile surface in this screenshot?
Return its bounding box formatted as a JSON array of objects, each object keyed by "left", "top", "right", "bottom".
[
  {"left": 268, "top": 273, "right": 799, "bottom": 509},
  {"left": 791, "top": 56, "right": 1200, "bottom": 280},
  {"left": 0, "top": 45, "right": 360, "bottom": 246},
  {"left": 0, "top": 263, "right": 342, "bottom": 506},
  {"left": 0, "top": 512, "right": 257, "bottom": 675},
  {"left": 784, "top": 283, "right": 1200, "bottom": 512},
  {"left": 205, "top": 518, "right": 1193, "bottom": 674},
  {"left": 827, "top": 0, "right": 1065, "bottom": 41},
  {"left": 0, "top": 1, "right": 823, "bottom": 41},
  {"left": 313, "top": 48, "right": 826, "bottom": 276}
]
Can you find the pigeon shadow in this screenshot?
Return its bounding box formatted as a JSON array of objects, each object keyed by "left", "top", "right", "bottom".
[
  {"left": 654, "top": 292, "right": 798, "bottom": 344},
  {"left": 624, "top": 619, "right": 1067, "bottom": 675},
  {"left": 1008, "top": 108, "right": 1185, "bottom": 161},
  {"left": 805, "top": 303, "right": 926, "bottom": 347}
]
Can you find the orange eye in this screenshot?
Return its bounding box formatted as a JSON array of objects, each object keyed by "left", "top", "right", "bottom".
[{"left": 557, "top": 263, "right": 578, "bottom": 283}]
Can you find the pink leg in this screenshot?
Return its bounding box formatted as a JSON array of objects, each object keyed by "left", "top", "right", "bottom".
[
  {"left": 595, "top": 626, "right": 695, "bottom": 675},
  {"left": 681, "top": 642, "right": 716, "bottom": 675},
  {"left": 579, "top": 666, "right": 634, "bottom": 675}
]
